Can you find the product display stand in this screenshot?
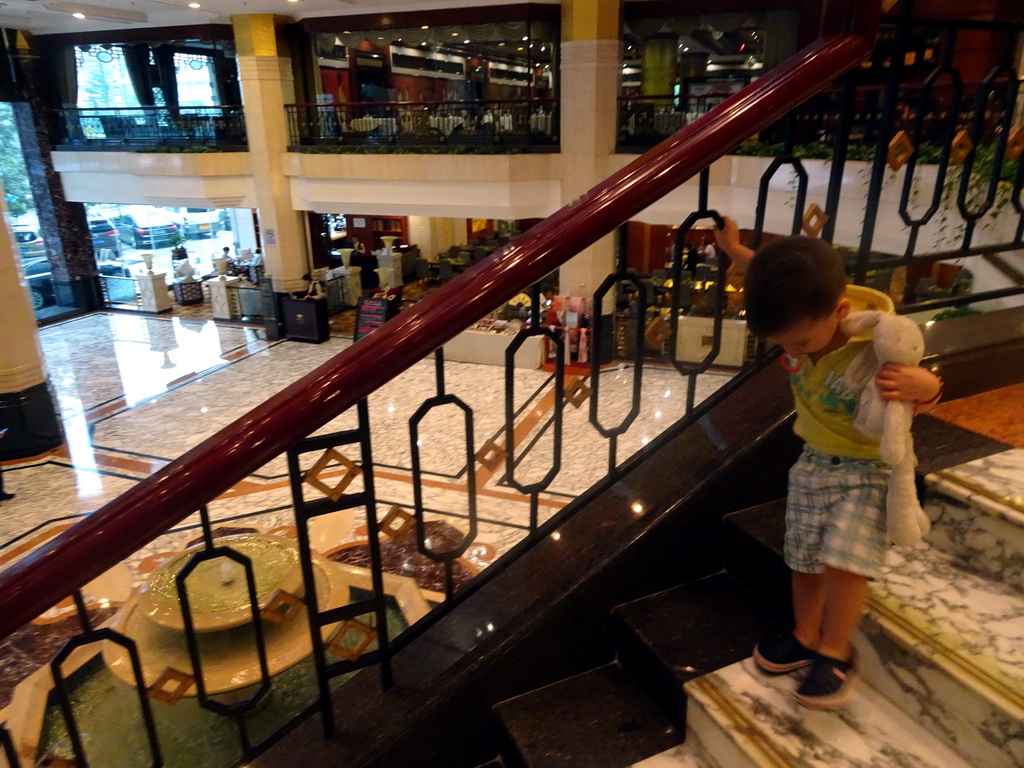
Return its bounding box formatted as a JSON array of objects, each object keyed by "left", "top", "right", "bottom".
[
  {"left": 208, "top": 276, "right": 240, "bottom": 320},
  {"left": 137, "top": 273, "right": 171, "bottom": 313}
]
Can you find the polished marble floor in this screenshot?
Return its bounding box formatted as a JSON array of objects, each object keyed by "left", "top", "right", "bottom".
[{"left": 0, "top": 312, "right": 734, "bottom": 585}]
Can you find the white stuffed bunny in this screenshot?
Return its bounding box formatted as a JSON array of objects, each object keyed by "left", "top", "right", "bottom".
[{"left": 841, "top": 310, "right": 931, "bottom": 547}]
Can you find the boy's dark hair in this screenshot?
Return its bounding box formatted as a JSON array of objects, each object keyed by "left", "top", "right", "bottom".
[{"left": 743, "top": 236, "right": 848, "bottom": 337}]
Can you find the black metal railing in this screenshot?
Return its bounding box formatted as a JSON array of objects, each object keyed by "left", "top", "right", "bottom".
[
  {"left": 286, "top": 99, "right": 558, "bottom": 151},
  {"left": 618, "top": 94, "right": 728, "bottom": 149},
  {"left": 57, "top": 106, "right": 248, "bottom": 149},
  {"left": 6, "top": 4, "right": 1024, "bottom": 766},
  {"left": 622, "top": 78, "right": 1020, "bottom": 153}
]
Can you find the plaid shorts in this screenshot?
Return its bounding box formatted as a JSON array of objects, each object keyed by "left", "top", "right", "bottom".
[{"left": 785, "top": 447, "right": 889, "bottom": 578}]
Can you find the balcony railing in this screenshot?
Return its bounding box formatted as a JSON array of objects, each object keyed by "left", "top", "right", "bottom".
[
  {"left": 618, "top": 94, "right": 725, "bottom": 151},
  {"left": 286, "top": 99, "right": 558, "bottom": 151},
  {"left": 56, "top": 106, "right": 248, "bottom": 150},
  {"left": 620, "top": 79, "right": 1018, "bottom": 152}
]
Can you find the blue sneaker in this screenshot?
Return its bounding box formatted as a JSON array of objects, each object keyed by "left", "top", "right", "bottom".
[
  {"left": 792, "top": 652, "right": 858, "bottom": 710},
  {"left": 753, "top": 634, "right": 816, "bottom": 674}
]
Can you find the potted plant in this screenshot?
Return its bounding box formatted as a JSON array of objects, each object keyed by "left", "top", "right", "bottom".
[{"left": 169, "top": 233, "right": 188, "bottom": 263}]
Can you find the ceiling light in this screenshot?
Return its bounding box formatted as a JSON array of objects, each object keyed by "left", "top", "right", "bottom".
[
  {"left": 188, "top": 2, "right": 199, "bottom": 6},
  {"left": 517, "top": 47, "right": 524, "bottom": 51},
  {"left": 522, "top": 36, "right": 528, "bottom": 41},
  {"left": 463, "top": 39, "right": 469, "bottom": 44},
  {"left": 420, "top": 25, "right": 428, "bottom": 30},
  {"left": 48, "top": 2, "right": 147, "bottom": 22}
]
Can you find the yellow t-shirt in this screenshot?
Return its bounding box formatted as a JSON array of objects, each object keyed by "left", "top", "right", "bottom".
[{"left": 789, "top": 286, "right": 894, "bottom": 460}]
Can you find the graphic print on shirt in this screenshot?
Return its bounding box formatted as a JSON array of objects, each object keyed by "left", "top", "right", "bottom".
[{"left": 791, "top": 366, "right": 859, "bottom": 415}]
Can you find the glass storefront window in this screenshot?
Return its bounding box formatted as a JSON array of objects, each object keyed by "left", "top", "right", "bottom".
[
  {"left": 174, "top": 53, "right": 217, "bottom": 107},
  {"left": 83, "top": 203, "right": 253, "bottom": 283},
  {"left": 75, "top": 46, "right": 141, "bottom": 110}
]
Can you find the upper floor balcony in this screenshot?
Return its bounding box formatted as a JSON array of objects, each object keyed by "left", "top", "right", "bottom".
[
  {"left": 56, "top": 105, "right": 248, "bottom": 151},
  {"left": 286, "top": 98, "right": 558, "bottom": 153}
]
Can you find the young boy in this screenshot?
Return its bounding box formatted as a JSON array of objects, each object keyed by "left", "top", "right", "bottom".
[{"left": 714, "top": 219, "right": 941, "bottom": 709}]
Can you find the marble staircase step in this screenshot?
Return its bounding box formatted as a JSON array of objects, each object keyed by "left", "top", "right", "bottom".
[
  {"left": 492, "top": 663, "right": 681, "bottom": 768},
  {"left": 684, "top": 658, "right": 975, "bottom": 768},
  {"left": 630, "top": 732, "right": 716, "bottom": 767},
  {"left": 924, "top": 448, "right": 1024, "bottom": 591},
  {"left": 863, "top": 544, "right": 1024, "bottom": 768},
  {"left": 611, "top": 572, "right": 788, "bottom": 731},
  {"left": 723, "top": 500, "right": 1024, "bottom": 767}
]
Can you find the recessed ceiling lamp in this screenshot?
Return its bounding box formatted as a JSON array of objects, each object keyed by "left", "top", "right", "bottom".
[
  {"left": 188, "top": 2, "right": 200, "bottom": 7},
  {"left": 47, "top": 1, "right": 147, "bottom": 22},
  {"left": 420, "top": 25, "right": 428, "bottom": 30}
]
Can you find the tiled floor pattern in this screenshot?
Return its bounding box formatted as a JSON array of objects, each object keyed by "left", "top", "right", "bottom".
[{"left": 1, "top": 310, "right": 734, "bottom": 592}]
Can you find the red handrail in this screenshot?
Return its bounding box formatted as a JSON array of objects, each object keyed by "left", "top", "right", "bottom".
[{"left": 0, "top": 23, "right": 877, "bottom": 639}]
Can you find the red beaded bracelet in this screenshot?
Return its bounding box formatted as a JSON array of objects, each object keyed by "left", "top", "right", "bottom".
[{"left": 914, "top": 378, "right": 944, "bottom": 415}]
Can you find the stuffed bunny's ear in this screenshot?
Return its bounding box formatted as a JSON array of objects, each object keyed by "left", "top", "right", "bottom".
[{"left": 841, "top": 310, "right": 883, "bottom": 337}]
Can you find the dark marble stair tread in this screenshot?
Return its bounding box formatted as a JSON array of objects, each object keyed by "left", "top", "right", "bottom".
[
  {"left": 613, "top": 572, "right": 787, "bottom": 690},
  {"left": 723, "top": 500, "right": 785, "bottom": 558},
  {"left": 912, "top": 414, "right": 1012, "bottom": 476},
  {"left": 720, "top": 502, "right": 790, "bottom": 620},
  {"left": 493, "top": 663, "right": 680, "bottom": 768}
]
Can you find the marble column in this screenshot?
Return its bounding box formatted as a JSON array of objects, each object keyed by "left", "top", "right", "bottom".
[
  {"left": 557, "top": 0, "right": 623, "bottom": 301},
  {"left": 12, "top": 32, "right": 100, "bottom": 311},
  {"left": 233, "top": 14, "right": 312, "bottom": 337},
  {"left": 0, "top": 188, "right": 63, "bottom": 458}
]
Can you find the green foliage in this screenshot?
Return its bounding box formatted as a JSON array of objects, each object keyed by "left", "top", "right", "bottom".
[
  {"left": 931, "top": 305, "right": 983, "bottom": 322},
  {"left": 0, "top": 104, "right": 35, "bottom": 217}
]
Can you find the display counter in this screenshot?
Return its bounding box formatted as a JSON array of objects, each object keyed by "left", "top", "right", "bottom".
[{"left": 444, "top": 329, "right": 543, "bottom": 369}]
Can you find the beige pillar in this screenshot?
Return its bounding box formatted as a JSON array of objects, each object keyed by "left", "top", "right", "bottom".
[
  {"left": 558, "top": 0, "right": 623, "bottom": 300},
  {"left": 0, "top": 188, "right": 63, "bottom": 457},
  {"left": 233, "top": 14, "right": 310, "bottom": 294}
]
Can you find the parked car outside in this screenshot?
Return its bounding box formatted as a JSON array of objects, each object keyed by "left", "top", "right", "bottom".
[
  {"left": 13, "top": 226, "right": 45, "bottom": 260},
  {"left": 89, "top": 217, "right": 122, "bottom": 258},
  {"left": 22, "top": 257, "right": 54, "bottom": 310},
  {"left": 176, "top": 208, "right": 221, "bottom": 239},
  {"left": 114, "top": 210, "right": 181, "bottom": 248},
  {"left": 97, "top": 260, "right": 132, "bottom": 277}
]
